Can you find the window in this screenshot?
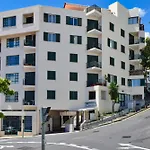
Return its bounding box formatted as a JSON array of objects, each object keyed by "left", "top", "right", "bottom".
[
  {"left": 47, "top": 90, "right": 55, "bottom": 99},
  {"left": 121, "top": 61, "right": 125, "bottom": 69},
  {"left": 47, "top": 52, "right": 56, "bottom": 61},
  {"left": 121, "top": 78, "right": 125, "bottom": 86},
  {"left": 44, "top": 13, "right": 60, "bottom": 24},
  {"left": 24, "top": 116, "right": 32, "bottom": 132},
  {"left": 70, "top": 54, "right": 78, "bottom": 63},
  {"left": 47, "top": 71, "right": 56, "bottom": 80},
  {"left": 128, "top": 79, "right": 145, "bottom": 87},
  {"left": 140, "top": 37, "right": 145, "bottom": 43},
  {"left": 6, "top": 55, "right": 19, "bottom": 66},
  {"left": 128, "top": 17, "right": 138, "bottom": 24},
  {"left": 6, "top": 73, "right": 19, "bottom": 84},
  {"left": 5, "top": 92, "right": 18, "bottom": 102},
  {"left": 89, "top": 91, "right": 96, "bottom": 100},
  {"left": 3, "top": 16, "right": 16, "bottom": 27},
  {"left": 108, "top": 74, "right": 117, "bottom": 84},
  {"left": 121, "top": 45, "right": 125, "bottom": 53},
  {"left": 70, "top": 72, "right": 78, "bottom": 81},
  {"left": 70, "top": 35, "right": 82, "bottom": 44},
  {"left": 66, "top": 16, "right": 82, "bottom": 26},
  {"left": 121, "top": 29, "right": 125, "bottom": 37},
  {"left": 70, "top": 91, "right": 78, "bottom": 100},
  {"left": 109, "top": 22, "right": 114, "bottom": 31},
  {"left": 107, "top": 38, "right": 117, "bottom": 49},
  {"left": 110, "top": 57, "right": 115, "bottom": 66},
  {"left": 44, "top": 32, "right": 60, "bottom": 42},
  {"left": 7, "top": 37, "right": 19, "bottom": 48},
  {"left": 101, "top": 91, "right": 106, "bottom": 100}
]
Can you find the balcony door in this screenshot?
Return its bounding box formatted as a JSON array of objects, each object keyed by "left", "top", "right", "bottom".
[
  {"left": 87, "top": 55, "right": 98, "bottom": 63},
  {"left": 87, "top": 19, "right": 98, "bottom": 30},
  {"left": 87, "top": 73, "right": 98, "bottom": 85}
]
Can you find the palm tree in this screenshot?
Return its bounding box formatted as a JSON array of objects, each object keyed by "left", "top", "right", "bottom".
[{"left": 109, "top": 82, "right": 119, "bottom": 113}]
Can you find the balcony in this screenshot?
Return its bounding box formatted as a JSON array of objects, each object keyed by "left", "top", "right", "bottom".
[
  {"left": 24, "top": 40, "right": 36, "bottom": 47},
  {"left": 87, "top": 43, "right": 102, "bottom": 54},
  {"left": 23, "top": 100, "right": 36, "bottom": 110},
  {"left": 23, "top": 13, "right": 34, "bottom": 25},
  {"left": 129, "top": 54, "right": 141, "bottom": 62},
  {"left": 87, "top": 79, "right": 107, "bottom": 87},
  {"left": 24, "top": 61, "right": 35, "bottom": 72},
  {"left": 87, "top": 25, "right": 102, "bottom": 36},
  {"left": 86, "top": 5, "right": 101, "bottom": 18},
  {"left": 87, "top": 61, "right": 102, "bottom": 72},
  {"left": 139, "top": 24, "right": 144, "bottom": 31},
  {"left": 129, "top": 69, "right": 144, "bottom": 76},
  {"left": 129, "top": 39, "right": 140, "bottom": 45},
  {"left": 24, "top": 35, "right": 36, "bottom": 51}
]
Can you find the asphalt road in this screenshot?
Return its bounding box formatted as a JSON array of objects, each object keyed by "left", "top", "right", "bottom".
[{"left": 1, "top": 109, "right": 150, "bottom": 150}]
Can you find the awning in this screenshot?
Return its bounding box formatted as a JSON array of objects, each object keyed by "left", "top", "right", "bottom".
[{"left": 78, "top": 107, "right": 97, "bottom": 111}]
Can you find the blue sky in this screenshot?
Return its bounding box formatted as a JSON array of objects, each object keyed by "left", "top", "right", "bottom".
[{"left": 0, "top": 0, "right": 150, "bottom": 35}]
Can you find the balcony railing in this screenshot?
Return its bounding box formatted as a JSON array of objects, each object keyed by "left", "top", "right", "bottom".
[
  {"left": 24, "top": 40, "right": 36, "bottom": 47},
  {"left": 139, "top": 24, "right": 144, "bottom": 31},
  {"left": 24, "top": 61, "right": 35, "bottom": 66},
  {"left": 129, "top": 69, "right": 143, "bottom": 76},
  {"left": 87, "top": 61, "right": 102, "bottom": 68},
  {"left": 87, "top": 43, "right": 102, "bottom": 50},
  {"left": 86, "top": 5, "right": 101, "bottom": 13},
  {"left": 129, "top": 39, "right": 140, "bottom": 45},
  {"left": 87, "top": 25, "right": 102, "bottom": 32},
  {"left": 87, "top": 79, "right": 107, "bottom": 87},
  {"left": 23, "top": 100, "right": 35, "bottom": 105},
  {"left": 23, "top": 79, "right": 35, "bottom": 86},
  {"left": 129, "top": 54, "right": 141, "bottom": 60}
]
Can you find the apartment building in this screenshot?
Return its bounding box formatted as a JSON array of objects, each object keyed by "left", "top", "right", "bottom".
[{"left": 0, "top": 1, "right": 145, "bottom": 136}]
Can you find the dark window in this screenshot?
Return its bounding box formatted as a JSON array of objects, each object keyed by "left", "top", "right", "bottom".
[
  {"left": 47, "top": 52, "right": 56, "bottom": 61},
  {"left": 140, "top": 37, "right": 145, "bottom": 43},
  {"left": 66, "top": 16, "right": 82, "bottom": 26},
  {"left": 7, "top": 37, "right": 19, "bottom": 48},
  {"left": 121, "top": 45, "right": 125, "bottom": 53},
  {"left": 47, "top": 71, "right": 56, "bottom": 80},
  {"left": 107, "top": 38, "right": 117, "bottom": 49},
  {"left": 110, "top": 57, "right": 115, "bottom": 66},
  {"left": 43, "top": 32, "right": 60, "bottom": 42},
  {"left": 121, "top": 78, "right": 125, "bottom": 86},
  {"left": 25, "top": 72, "right": 35, "bottom": 85},
  {"left": 89, "top": 91, "right": 96, "bottom": 100},
  {"left": 70, "top": 35, "right": 82, "bottom": 44},
  {"left": 121, "top": 61, "right": 125, "bottom": 69},
  {"left": 128, "top": 17, "right": 138, "bottom": 24},
  {"left": 3, "top": 16, "right": 16, "bottom": 27},
  {"left": 109, "top": 22, "right": 114, "bottom": 31},
  {"left": 47, "top": 90, "right": 55, "bottom": 99},
  {"left": 121, "top": 29, "right": 125, "bottom": 37},
  {"left": 107, "top": 74, "right": 117, "bottom": 84},
  {"left": 70, "top": 91, "right": 78, "bottom": 100},
  {"left": 44, "top": 13, "right": 60, "bottom": 23},
  {"left": 6, "top": 73, "right": 19, "bottom": 84},
  {"left": 24, "top": 91, "right": 35, "bottom": 105},
  {"left": 70, "top": 54, "right": 78, "bottom": 63},
  {"left": 6, "top": 55, "right": 19, "bottom": 66},
  {"left": 24, "top": 116, "right": 32, "bottom": 132},
  {"left": 5, "top": 92, "right": 18, "bottom": 102},
  {"left": 70, "top": 72, "right": 78, "bottom": 81}
]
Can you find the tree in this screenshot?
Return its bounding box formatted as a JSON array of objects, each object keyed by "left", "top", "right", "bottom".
[
  {"left": 140, "top": 37, "right": 150, "bottom": 105},
  {"left": 108, "top": 82, "right": 119, "bottom": 113},
  {"left": 0, "top": 78, "right": 14, "bottom": 118}
]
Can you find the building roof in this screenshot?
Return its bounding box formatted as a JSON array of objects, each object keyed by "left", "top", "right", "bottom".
[{"left": 64, "top": 3, "right": 87, "bottom": 11}]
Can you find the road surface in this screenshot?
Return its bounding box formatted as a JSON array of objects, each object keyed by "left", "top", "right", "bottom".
[{"left": 1, "top": 109, "right": 150, "bottom": 150}]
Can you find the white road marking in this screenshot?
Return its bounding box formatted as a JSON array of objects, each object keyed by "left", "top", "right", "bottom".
[
  {"left": 0, "top": 145, "right": 14, "bottom": 149},
  {"left": 5, "top": 141, "right": 99, "bottom": 150},
  {"left": 119, "top": 143, "right": 150, "bottom": 150}
]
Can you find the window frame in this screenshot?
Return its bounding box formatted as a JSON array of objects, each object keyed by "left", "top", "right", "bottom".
[
  {"left": 6, "top": 55, "right": 19, "bottom": 66},
  {"left": 47, "top": 71, "right": 56, "bottom": 80},
  {"left": 70, "top": 91, "right": 78, "bottom": 100},
  {"left": 47, "top": 90, "right": 56, "bottom": 100},
  {"left": 110, "top": 57, "right": 115, "bottom": 66},
  {"left": 6, "top": 73, "right": 19, "bottom": 84},
  {"left": 5, "top": 92, "right": 18, "bottom": 102}
]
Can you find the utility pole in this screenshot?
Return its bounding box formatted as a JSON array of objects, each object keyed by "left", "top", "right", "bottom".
[{"left": 41, "top": 107, "right": 51, "bottom": 150}]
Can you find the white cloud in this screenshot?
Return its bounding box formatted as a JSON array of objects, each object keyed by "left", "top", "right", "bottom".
[
  {"left": 132, "top": 7, "right": 146, "bottom": 17},
  {"left": 145, "top": 32, "right": 150, "bottom": 38}
]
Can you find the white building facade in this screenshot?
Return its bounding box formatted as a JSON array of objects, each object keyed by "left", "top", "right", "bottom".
[{"left": 0, "top": 2, "right": 145, "bottom": 136}]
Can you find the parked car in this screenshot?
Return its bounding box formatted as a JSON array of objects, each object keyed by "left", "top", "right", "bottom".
[{"left": 5, "top": 126, "right": 18, "bottom": 135}]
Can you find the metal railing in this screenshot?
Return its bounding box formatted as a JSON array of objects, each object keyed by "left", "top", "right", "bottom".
[
  {"left": 24, "top": 61, "right": 35, "bottom": 66},
  {"left": 129, "top": 54, "right": 141, "bottom": 60},
  {"left": 87, "top": 79, "right": 107, "bottom": 87},
  {"left": 86, "top": 61, "right": 102, "bottom": 68},
  {"left": 23, "top": 100, "right": 35, "bottom": 105},
  {"left": 87, "top": 25, "right": 102, "bottom": 32},
  {"left": 129, "top": 69, "right": 143, "bottom": 76},
  {"left": 24, "top": 40, "right": 36, "bottom": 47},
  {"left": 87, "top": 43, "right": 102, "bottom": 50},
  {"left": 129, "top": 39, "right": 140, "bottom": 45},
  {"left": 86, "top": 5, "right": 101, "bottom": 13},
  {"left": 139, "top": 24, "right": 144, "bottom": 31}
]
